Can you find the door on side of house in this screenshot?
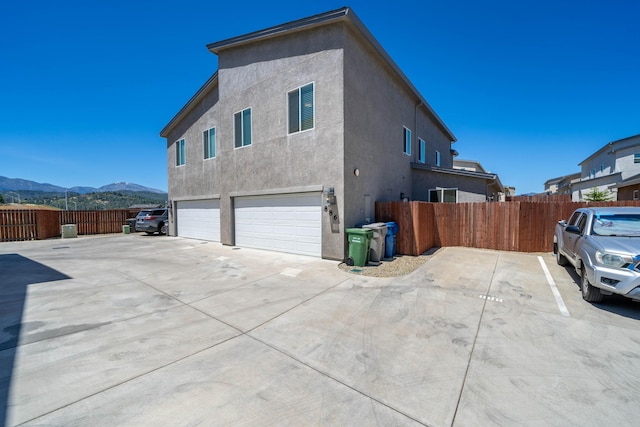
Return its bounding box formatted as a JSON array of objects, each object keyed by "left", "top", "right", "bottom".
[
  {"left": 234, "top": 193, "right": 322, "bottom": 257},
  {"left": 176, "top": 199, "right": 221, "bottom": 242}
]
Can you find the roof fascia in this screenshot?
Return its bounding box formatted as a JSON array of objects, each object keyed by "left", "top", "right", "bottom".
[
  {"left": 413, "top": 164, "right": 504, "bottom": 192},
  {"left": 578, "top": 133, "right": 640, "bottom": 166},
  {"left": 160, "top": 72, "right": 218, "bottom": 138},
  {"left": 206, "top": 7, "right": 456, "bottom": 142},
  {"left": 412, "top": 163, "right": 498, "bottom": 180},
  {"left": 206, "top": 7, "right": 349, "bottom": 53}
]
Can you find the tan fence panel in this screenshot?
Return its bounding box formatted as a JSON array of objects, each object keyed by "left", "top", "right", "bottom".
[
  {"left": 375, "top": 200, "right": 640, "bottom": 255},
  {"left": 59, "top": 210, "right": 130, "bottom": 235},
  {"left": 0, "top": 210, "right": 37, "bottom": 242},
  {"left": 1, "top": 209, "right": 133, "bottom": 242},
  {"left": 36, "top": 210, "right": 63, "bottom": 240}
]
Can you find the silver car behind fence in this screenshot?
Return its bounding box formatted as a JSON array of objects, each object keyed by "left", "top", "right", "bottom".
[{"left": 135, "top": 209, "right": 168, "bottom": 235}]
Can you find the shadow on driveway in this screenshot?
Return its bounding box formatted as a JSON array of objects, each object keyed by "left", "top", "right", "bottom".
[
  {"left": 563, "top": 265, "right": 640, "bottom": 320},
  {"left": 0, "top": 254, "right": 71, "bottom": 426}
]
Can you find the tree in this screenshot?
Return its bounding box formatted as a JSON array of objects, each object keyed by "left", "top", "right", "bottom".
[
  {"left": 583, "top": 187, "right": 614, "bottom": 202},
  {"left": 0, "top": 194, "right": 3, "bottom": 203}
]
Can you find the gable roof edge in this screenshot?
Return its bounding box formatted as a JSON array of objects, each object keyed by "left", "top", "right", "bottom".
[
  {"left": 160, "top": 71, "right": 218, "bottom": 138},
  {"left": 206, "top": 7, "right": 456, "bottom": 142}
]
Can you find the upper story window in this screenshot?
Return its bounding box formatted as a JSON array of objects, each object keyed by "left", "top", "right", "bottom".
[
  {"left": 234, "top": 108, "right": 252, "bottom": 148},
  {"left": 403, "top": 127, "right": 411, "bottom": 155},
  {"left": 288, "top": 83, "right": 314, "bottom": 133},
  {"left": 635, "top": 153, "right": 640, "bottom": 163},
  {"left": 176, "top": 139, "right": 185, "bottom": 166},
  {"left": 435, "top": 150, "right": 441, "bottom": 167},
  {"left": 418, "top": 138, "right": 426, "bottom": 163},
  {"left": 204, "top": 127, "right": 216, "bottom": 159}
]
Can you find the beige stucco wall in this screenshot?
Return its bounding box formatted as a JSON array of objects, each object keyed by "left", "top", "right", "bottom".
[{"left": 166, "top": 24, "right": 346, "bottom": 259}]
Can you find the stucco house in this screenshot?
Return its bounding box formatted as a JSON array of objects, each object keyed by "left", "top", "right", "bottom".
[
  {"left": 450, "top": 159, "right": 505, "bottom": 201},
  {"left": 570, "top": 134, "right": 640, "bottom": 201},
  {"left": 160, "top": 7, "right": 498, "bottom": 260},
  {"left": 544, "top": 172, "right": 580, "bottom": 195}
]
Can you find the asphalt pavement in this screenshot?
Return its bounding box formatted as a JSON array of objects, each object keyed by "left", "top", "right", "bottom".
[{"left": 1, "top": 234, "right": 640, "bottom": 426}]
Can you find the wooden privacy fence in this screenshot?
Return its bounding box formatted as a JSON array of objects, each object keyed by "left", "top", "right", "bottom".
[
  {"left": 0, "top": 209, "right": 135, "bottom": 242},
  {"left": 375, "top": 200, "right": 640, "bottom": 255}
]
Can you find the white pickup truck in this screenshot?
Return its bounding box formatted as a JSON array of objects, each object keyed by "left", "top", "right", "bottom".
[{"left": 554, "top": 206, "right": 640, "bottom": 303}]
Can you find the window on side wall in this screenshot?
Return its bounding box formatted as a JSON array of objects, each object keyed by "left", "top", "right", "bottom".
[
  {"left": 635, "top": 153, "right": 640, "bottom": 163},
  {"left": 203, "top": 128, "right": 216, "bottom": 159},
  {"left": 435, "top": 150, "right": 441, "bottom": 167},
  {"left": 429, "top": 188, "right": 457, "bottom": 203},
  {"left": 288, "top": 83, "right": 314, "bottom": 133},
  {"left": 234, "top": 108, "right": 252, "bottom": 148},
  {"left": 176, "top": 139, "right": 185, "bottom": 166},
  {"left": 634, "top": 190, "right": 639, "bottom": 201},
  {"left": 418, "top": 138, "right": 426, "bottom": 163},
  {"left": 403, "top": 127, "right": 411, "bottom": 155}
]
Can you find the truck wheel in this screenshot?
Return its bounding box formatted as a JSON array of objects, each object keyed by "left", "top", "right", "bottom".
[
  {"left": 555, "top": 244, "right": 568, "bottom": 266},
  {"left": 581, "top": 268, "right": 603, "bottom": 303},
  {"left": 160, "top": 223, "right": 167, "bottom": 235}
]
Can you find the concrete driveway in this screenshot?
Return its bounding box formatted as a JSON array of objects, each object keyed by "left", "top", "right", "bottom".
[{"left": 2, "top": 235, "right": 640, "bottom": 426}]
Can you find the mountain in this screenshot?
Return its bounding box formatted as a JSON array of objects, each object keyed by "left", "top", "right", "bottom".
[
  {"left": 97, "top": 182, "right": 165, "bottom": 194},
  {"left": 0, "top": 176, "right": 166, "bottom": 194},
  {"left": 0, "top": 176, "right": 67, "bottom": 193}
]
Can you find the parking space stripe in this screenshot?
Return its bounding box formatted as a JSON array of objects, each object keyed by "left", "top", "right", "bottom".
[{"left": 538, "top": 256, "right": 571, "bottom": 317}]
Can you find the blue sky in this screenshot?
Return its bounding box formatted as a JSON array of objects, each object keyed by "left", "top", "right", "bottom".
[{"left": 1, "top": 0, "right": 638, "bottom": 194}]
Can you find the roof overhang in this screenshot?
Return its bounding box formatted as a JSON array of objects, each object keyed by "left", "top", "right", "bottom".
[
  {"left": 170, "top": 7, "right": 455, "bottom": 142},
  {"left": 412, "top": 163, "right": 504, "bottom": 191},
  {"left": 160, "top": 72, "right": 218, "bottom": 138},
  {"left": 578, "top": 133, "right": 640, "bottom": 166},
  {"left": 613, "top": 172, "right": 640, "bottom": 189}
]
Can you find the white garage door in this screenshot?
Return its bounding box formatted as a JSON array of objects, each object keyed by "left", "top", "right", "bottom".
[
  {"left": 235, "top": 193, "right": 322, "bottom": 257},
  {"left": 176, "top": 199, "right": 221, "bottom": 242}
]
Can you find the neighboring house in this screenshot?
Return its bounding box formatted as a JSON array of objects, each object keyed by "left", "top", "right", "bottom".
[
  {"left": 571, "top": 134, "right": 640, "bottom": 201},
  {"left": 615, "top": 175, "right": 640, "bottom": 200},
  {"left": 451, "top": 159, "right": 505, "bottom": 201},
  {"left": 543, "top": 172, "right": 580, "bottom": 195},
  {"left": 160, "top": 7, "right": 501, "bottom": 260}
]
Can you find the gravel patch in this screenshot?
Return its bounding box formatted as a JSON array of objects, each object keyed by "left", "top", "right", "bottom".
[{"left": 337, "top": 248, "right": 439, "bottom": 277}]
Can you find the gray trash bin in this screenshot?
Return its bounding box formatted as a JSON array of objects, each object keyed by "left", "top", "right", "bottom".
[{"left": 362, "top": 222, "right": 388, "bottom": 265}]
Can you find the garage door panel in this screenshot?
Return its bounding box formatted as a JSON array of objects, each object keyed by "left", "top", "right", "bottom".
[
  {"left": 235, "top": 193, "right": 321, "bottom": 257},
  {"left": 177, "top": 199, "right": 221, "bottom": 242}
]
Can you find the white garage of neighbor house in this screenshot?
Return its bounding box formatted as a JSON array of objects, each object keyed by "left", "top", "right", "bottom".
[
  {"left": 175, "top": 199, "right": 221, "bottom": 242},
  {"left": 234, "top": 193, "right": 322, "bottom": 257}
]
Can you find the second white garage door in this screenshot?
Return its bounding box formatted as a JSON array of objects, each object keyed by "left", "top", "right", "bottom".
[
  {"left": 176, "top": 199, "right": 221, "bottom": 242},
  {"left": 235, "top": 193, "right": 322, "bottom": 257}
]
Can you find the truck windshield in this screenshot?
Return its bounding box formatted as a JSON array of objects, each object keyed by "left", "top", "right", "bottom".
[{"left": 592, "top": 214, "right": 640, "bottom": 236}]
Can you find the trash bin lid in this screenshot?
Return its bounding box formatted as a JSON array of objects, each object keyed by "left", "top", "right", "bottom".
[
  {"left": 362, "top": 222, "right": 387, "bottom": 229},
  {"left": 386, "top": 222, "right": 399, "bottom": 234},
  {"left": 346, "top": 227, "right": 373, "bottom": 237}
]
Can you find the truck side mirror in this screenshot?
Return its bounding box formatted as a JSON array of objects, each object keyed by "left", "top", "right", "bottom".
[{"left": 566, "top": 225, "right": 581, "bottom": 235}]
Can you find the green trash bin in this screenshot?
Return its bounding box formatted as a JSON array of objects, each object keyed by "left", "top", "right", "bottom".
[{"left": 346, "top": 228, "right": 373, "bottom": 267}]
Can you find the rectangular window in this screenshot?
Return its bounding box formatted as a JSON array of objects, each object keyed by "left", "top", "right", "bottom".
[
  {"left": 635, "top": 154, "right": 640, "bottom": 163},
  {"left": 234, "top": 108, "right": 252, "bottom": 148},
  {"left": 203, "top": 128, "right": 216, "bottom": 159},
  {"left": 176, "top": 139, "right": 185, "bottom": 166},
  {"left": 403, "top": 127, "right": 411, "bottom": 155},
  {"left": 418, "top": 138, "right": 426, "bottom": 163},
  {"left": 429, "top": 188, "right": 458, "bottom": 203},
  {"left": 435, "top": 150, "right": 441, "bottom": 167},
  {"left": 634, "top": 190, "right": 639, "bottom": 201},
  {"left": 288, "top": 83, "right": 314, "bottom": 133}
]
